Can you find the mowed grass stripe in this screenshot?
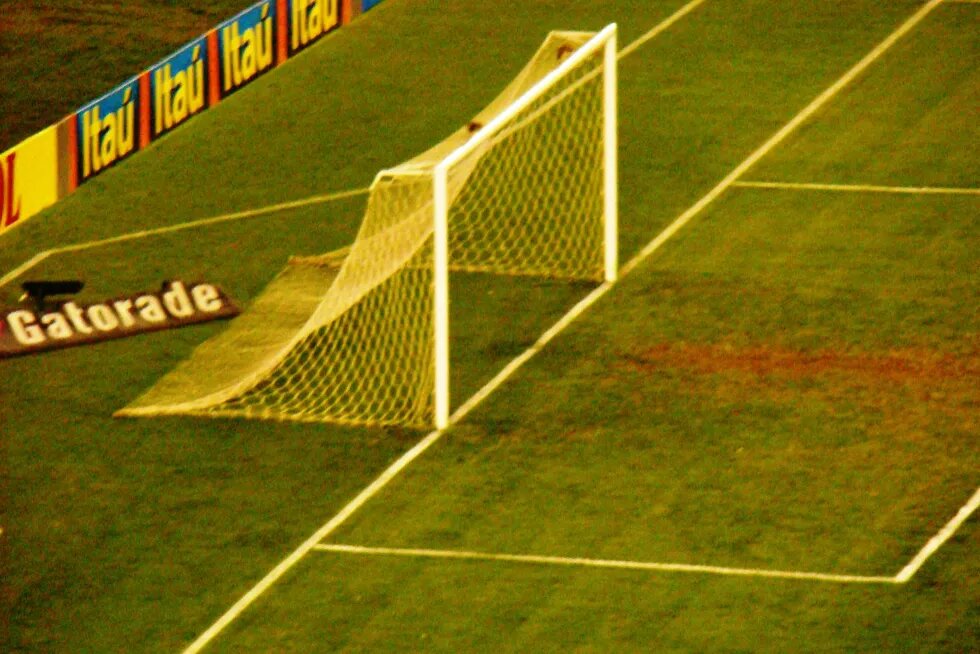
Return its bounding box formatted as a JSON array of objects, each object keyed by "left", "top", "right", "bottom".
[{"left": 748, "top": 0, "right": 979, "bottom": 188}]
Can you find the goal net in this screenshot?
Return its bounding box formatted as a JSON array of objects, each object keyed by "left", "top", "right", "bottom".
[{"left": 117, "top": 24, "right": 618, "bottom": 429}]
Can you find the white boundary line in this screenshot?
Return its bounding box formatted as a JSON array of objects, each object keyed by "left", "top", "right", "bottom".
[
  {"left": 312, "top": 483, "right": 980, "bottom": 584},
  {"left": 621, "top": 0, "right": 947, "bottom": 277},
  {"left": 0, "top": 251, "right": 54, "bottom": 289},
  {"left": 733, "top": 180, "right": 980, "bottom": 195},
  {"left": 0, "top": 187, "right": 369, "bottom": 290},
  {"left": 180, "top": 2, "right": 952, "bottom": 651},
  {"left": 896, "top": 486, "right": 980, "bottom": 582},
  {"left": 312, "top": 543, "right": 898, "bottom": 585},
  {"left": 617, "top": 0, "right": 706, "bottom": 59}
]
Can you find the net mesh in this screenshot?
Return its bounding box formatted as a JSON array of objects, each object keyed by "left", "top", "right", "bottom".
[{"left": 117, "top": 30, "right": 609, "bottom": 427}]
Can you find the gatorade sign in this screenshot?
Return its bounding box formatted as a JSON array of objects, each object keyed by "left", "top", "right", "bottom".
[{"left": 0, "top": 280, "right": 239, "bottom": 358}]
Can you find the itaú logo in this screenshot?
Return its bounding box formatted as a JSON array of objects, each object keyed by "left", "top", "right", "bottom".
[
  {"left": 0, "top": 151, "right": 23, "bottom": 228},
  {"left": 0, "top": 280, "right": 239, "bottom": 357},
  {"left": 291, "top": 0, "right": 339, "bottom": 52},
  {"left": 221, "top": 3, "right": 274, "bottom": 91},
  {"left": 80, "top": 87, "right": 137, "bottom": 180},
  {"left": 154, "top": 45, "right": 206, "bottom": 136}
]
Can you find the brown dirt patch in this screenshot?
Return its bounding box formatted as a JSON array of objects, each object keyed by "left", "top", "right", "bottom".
[
  {"left": 617, "top": 341, "right": 978, "bottom": 449},
  {"left": 622, "top": 342, "right": 979, "bottom": 387}
]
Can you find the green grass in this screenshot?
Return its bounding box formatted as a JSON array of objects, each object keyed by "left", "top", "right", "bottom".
[{"left": 1, "top": 0, "right": 978, "bottom": 652}]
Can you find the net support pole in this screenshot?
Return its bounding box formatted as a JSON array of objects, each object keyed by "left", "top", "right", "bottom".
[
  {"left": 603, "top": 25, "right": 618, "bottom": 283},
  {"left": 433, "top": 163, "right": 451, "bottom": 429}
]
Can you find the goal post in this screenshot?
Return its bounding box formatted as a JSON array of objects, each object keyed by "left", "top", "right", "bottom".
[
  {"left": 603, "top": 24, "right": 619, "bottom": 284},
  {"left": 117, "top": 24, "right": 618, "bottom": 429},
  {"left": 432, "top": 23, "right": 618, "bottom": 428}
]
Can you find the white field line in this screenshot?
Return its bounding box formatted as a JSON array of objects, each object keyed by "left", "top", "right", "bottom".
[
  {"left": 618, "top": 0, "right": 706, "bottom": 59},
  {"left": 180, "top": 3, "right": 950, "bottom": 652},
  {"left": 621, "top": 0, "right": 946, "bottom": 277},
  {"left": 450, "top": 280, "right": 613, "bottom": 422},
  {"left": 313, "top": 543, "right": 898, "bottom": 585},
  {"left": 895, "top": 486, "right": 980, "bottom": 583},
  {"left": 0, "top": 251, "right": 53, "bottom": 289},
  {"left": 733, "top": 180, "right": 980, "bottom": 195},
  {"left": 177, "top": 4, "right": 709, "bottom": 653},
  {"left": 315, "top": 484, "right": 980, "bottom": 585},
  {"left": 0, "top": 187, "right": 368, "bottom": 290}
]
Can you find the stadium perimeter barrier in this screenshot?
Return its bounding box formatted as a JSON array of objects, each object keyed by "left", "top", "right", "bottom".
[{"left": 0, "top": 0, "right": 388, "bottom": 241}]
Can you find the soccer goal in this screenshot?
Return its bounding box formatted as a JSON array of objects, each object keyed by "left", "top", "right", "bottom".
[{"left": 117, "top": 24, "right": 618, "bottom": 429}]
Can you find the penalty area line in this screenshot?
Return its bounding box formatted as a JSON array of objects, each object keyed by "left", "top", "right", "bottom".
[
  {"left": 733, "top": 180, "right": 980, "bottom": 195},
  {"left": 895, "top": 485, "right": 980, "bottom": 583},
  {"left": 313, "top": 543, "right": 898, "bottom": 585},
  {"left": 317, "top": 484, "right": 980, "bottom": 586}
]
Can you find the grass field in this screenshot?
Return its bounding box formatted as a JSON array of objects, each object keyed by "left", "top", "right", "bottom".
[{"left": 1, "top": 0, "right": 978, "bottom": 652}]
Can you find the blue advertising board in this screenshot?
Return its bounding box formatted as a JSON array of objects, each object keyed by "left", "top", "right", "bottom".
[
  {"left": 216, "top": 1, "right": 279, "bottom": 98},
  {"left": 149, "top": 36, "right": 211, "bottom": 139},
  {"left": 75, "top": 77, "right": 141, "bottom": 182}
]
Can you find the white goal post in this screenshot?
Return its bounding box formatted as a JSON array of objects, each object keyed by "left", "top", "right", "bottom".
[
  {"left": 118, "top": 24, "right": 618, "bottom": 430},
  {"left": 433, "top": 23, "right": 618, "bottom": 427}
]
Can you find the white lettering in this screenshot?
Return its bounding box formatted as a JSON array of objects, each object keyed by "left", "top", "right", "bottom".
[
  {"left": 163, "top": 281, "right": 194, "bottom": 318},
  {"left": 1, "top": 280, "right": 237, "bottom": 358},
  {"left": 87, "top": 304, "right": 120, "bottom": 331},
  {"left": 8, "top": 310, "right": 44, "bottom": 345},
  {"left": 135, "top": 295, "right": 167, "bottom": 323},
  {"left": 191, "top": 284, "right": 223, "bottom": 313},
  {"left": 112, "top": 299, "right": 137, "bottom": 328},
  {"left": 62, "top": 301, "right": 94, "bottom": 334},
  {"left": 41, "top": 312, "right": 73, "bottom": 339}
]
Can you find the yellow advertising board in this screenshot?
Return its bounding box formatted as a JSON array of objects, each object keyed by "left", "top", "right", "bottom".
[{"left": 0, "top": 125, "right": 60, "bottom": 234}]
